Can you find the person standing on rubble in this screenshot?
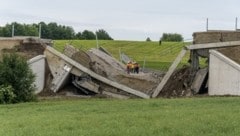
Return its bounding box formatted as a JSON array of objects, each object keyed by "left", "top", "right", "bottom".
[
  {"left": 126, "top": 61, "right": 132, "bottom": 74},
  {"left": 131, "top": 62, "right": 135, "bottom": 73},
  {"left": 134, "top": 62, "right": 140, "bottom": 74}
]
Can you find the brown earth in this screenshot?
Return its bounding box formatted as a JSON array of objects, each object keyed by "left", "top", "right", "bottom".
[
  {"left": 158, "top": 66, "right": 192, "bottom": 98},
  {"left": 1, "top": 38, "right": 47, "bottom": 59},
  {"left": 218, "top": 46, "right": 240, "bottom": 64}
]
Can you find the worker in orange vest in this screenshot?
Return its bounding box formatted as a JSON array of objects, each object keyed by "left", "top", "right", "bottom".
[
  {"left": 126, "top": 61, "right": 132, "bottom": 74},
  {"left": 133, "top": 62, "right": 140, "bottom": 74}
]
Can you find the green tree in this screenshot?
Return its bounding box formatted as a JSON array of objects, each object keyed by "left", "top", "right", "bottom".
[
  {"left": 96, "top": 29, "right": 113, "bottom": 40},
  {"left": 75, "top": 32, "right": 84, "bottom": 39},
  {"left": 0, "top": 22, "right": 113, "bottom": 40},
  {"left": 0, "top": 85, "right": 15, "bottom": 104},
  {"left": 82, "top": 30, "right": 96, "bottom": 40},
  {"left": 160, "top": 33, "right": 183, "bottom": 42},
  {"left": 46, "top": 22, "right": 75, "bottom": 39},
  {"left": 0, "top": 23, "right": 12, "bottom": 37},
  {"left": 11, "top": 22, "right": 38, "bottom": 36},
  {"left": 146, "top": 37, "right": 151, "bottom": 42},
  {"left": 39, "top": 22, "right": 51, "bottom": 39},
  {"left": 25, "top": 24, "right": 38, "bottom": 36},
  {"left": 0, "top": 54, "right": 36, "bottom": 103}
]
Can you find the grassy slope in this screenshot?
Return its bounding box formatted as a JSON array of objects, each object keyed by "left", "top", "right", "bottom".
[
  {"left": 0, "top": 97, "right": 240, "bottom": 136},
  {"left": 54, "top": 40, "right": 190, "bottom": 71}
]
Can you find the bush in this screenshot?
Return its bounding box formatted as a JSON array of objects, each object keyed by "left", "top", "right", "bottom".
[
  {"left": 0, "top": 53, "right": 36, "bottom": 103},
  {"left": 0, "top": 85, "right": 15, "bottom": 104},
  {"left": 146, "top": 37, "right": 151, "bottom": 42},
  {"left": 160, "top": 33, "right": 183, "bottom": 42}
]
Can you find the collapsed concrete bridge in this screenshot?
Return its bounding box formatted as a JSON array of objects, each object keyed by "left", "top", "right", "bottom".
[{"left": 2, "top": 32, "right": 240, "bottom": 99}]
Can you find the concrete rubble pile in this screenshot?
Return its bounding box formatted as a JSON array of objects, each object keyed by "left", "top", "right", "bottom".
[{"left": 44, "top": 45, "right": 161, "bottom": 98}]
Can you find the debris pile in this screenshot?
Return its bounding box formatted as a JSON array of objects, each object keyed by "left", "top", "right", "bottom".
[{"left": 158, "top": 66, "right": 192, "bottom": 98}]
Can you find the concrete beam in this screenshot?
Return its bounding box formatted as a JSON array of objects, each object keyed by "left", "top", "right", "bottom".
[
  {"left": 187, "top": 41, "right": 240, "bottom": 50},
  {"left": 51, "top": 64, "right": 73, "bottom": 93},
  {"left": 152, "top": 49, "right": 187, "bottom": 98},
  {"left": 45, "top": 46, "right": 150, "bottom": 99}
]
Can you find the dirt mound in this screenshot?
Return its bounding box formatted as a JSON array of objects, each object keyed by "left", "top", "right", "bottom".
[
  {"left": 218, "top": 46, "right": 240, "bottom": 64},
  {"left": 158, "top": 66, "right": 192, "bottom": 98}
]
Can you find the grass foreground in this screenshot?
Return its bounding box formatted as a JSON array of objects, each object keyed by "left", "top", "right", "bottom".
[{"left": 0, "top": 97, "right": 240, "bottom": 136}]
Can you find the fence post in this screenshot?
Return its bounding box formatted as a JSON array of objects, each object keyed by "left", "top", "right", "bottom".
[
  {"left": 12, "top": 24, "right": 14, "bottom": 37},
  {"left": 119, "top": 48, "right": 122, "bottom": 62},
  {"left": 143, "top": 56, "right": 146, "bottom": 71}
]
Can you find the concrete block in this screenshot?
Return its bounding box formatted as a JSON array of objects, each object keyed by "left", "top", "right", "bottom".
[
  {"left": 209, "top": 50, "right": 240, "bottom": 95},
  {"left": 72, "top": 75, "right": 99, "bottom": 94},
  {"left": 191, "top": 68, "right": 208, "bottom": 94},
  {"left": 28, "top": 55, "right": 46, "bottom": 94},
  {"left": 50, "top": 64, "right": 73, "bottom": 93}
]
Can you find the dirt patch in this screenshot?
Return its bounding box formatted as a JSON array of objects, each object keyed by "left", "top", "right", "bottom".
[
  {"left": 1, "top": 37, "right": 48, "bottom": 59},
  {"left": 218, "top": 46, "right": 240, "bottom": 64},
  {"left": 115, "top": 74, "right": 158, "bottom": 95},
  {"left": 158, "top": 66, "right": 192, "bottom": 98}
]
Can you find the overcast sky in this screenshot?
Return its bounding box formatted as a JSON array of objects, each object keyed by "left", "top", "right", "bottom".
[{"left": 0, "top": 0, "right": 239, "bottom": 41}]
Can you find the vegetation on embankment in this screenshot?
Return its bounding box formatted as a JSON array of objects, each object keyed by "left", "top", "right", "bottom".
[{"left": 54, "top": 40, "right": 190, "bottom": 71}]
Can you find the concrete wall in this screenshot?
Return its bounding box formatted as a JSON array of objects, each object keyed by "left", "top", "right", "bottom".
[
  {"left": 28, "top": 55, "right": 46, "bottom": 94},
  {"left": 193, "top": 31, "right": 240, "bottom": 44},
  {"left": 209, "top": 50, "right": 240, "bottom": 95}
]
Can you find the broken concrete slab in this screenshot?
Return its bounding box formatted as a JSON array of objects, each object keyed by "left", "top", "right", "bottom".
[
  {"left": 50, "top": 64, "right": 73, "bottom": 93},
  {"left": 64, "top": 45, "right": 91, "bottom": 69},
  {"left": 191, "top": 68, "right": 208, "bottom": 94},
  {"left": 72, "top": 75, "right": 99, "bottom": 94},
  {"left": 89, "top": 48, "right": 126, "bottom": 71}
]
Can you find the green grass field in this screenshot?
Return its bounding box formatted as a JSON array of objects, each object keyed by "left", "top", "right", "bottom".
[
  {"left": 1, "top": 97, "right": 240, "bottom": 136},
  {"left": 54, "top": 40, "right": 191, "bottom": 71}
]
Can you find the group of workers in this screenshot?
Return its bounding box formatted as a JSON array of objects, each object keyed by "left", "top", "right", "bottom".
[{"left": 126, "top": 61, "right": 140, "bottom": 74}]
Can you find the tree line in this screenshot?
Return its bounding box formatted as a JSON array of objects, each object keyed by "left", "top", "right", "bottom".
[
  {"left": 0, "top": 22, "right": 113, "bottom": 40},
  {"left": 160, "top": 33, "right": 183, "bottom": 42},
  {"left": 146, "top": 33, "right": 184, "bottom": 42}
]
